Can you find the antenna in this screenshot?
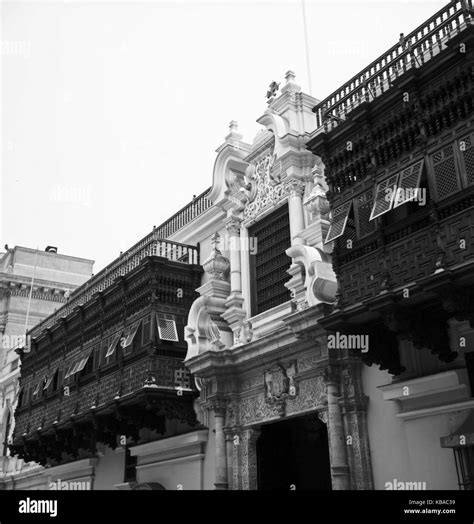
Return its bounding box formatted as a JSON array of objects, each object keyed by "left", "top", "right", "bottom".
[{"left": 301, "top": 0, "right": 313, "bottom": 96}]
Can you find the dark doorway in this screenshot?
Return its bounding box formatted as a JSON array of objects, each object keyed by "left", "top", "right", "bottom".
[{"left": 256, "top": 413, "right": 332, "bottom": 491}]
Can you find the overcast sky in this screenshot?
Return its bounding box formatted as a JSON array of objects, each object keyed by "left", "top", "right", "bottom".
[{"left": 1, "top": 0, "right": 448, "bottom": 273}]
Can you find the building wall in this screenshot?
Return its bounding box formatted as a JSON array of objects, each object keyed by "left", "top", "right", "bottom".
[
  {"left": 363, "top": 364, "right": 459, "bottom": 490},
  {"left": 94, "top": 447, "right": 126, "bottom": 490},
  {"left": 131, "top": 429, "right": 210, "bottom": 490}
]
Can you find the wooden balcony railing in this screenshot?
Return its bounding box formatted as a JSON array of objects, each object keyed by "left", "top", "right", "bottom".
[
  {"left": 314, "top": 0, "right": 473, "bottom": 131},
  {"left": 28, "top": 239, "right": 198, "bottom": 336}
]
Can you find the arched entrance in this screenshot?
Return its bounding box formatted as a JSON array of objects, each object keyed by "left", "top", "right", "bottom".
[{"left": 256, "top": 413, "right": 332, "bottom": 490}]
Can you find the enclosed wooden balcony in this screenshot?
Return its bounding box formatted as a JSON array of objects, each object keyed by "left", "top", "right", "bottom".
[
  {"left": 306, "top": 1, "right": 474, "bottom": 375},
  {"left": 11, "top": 246, "right": 203, "bottom": 466}
]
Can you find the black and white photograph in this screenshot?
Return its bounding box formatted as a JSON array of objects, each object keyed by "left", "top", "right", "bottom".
[{"left": 0, "top": 0, "right": 473, "bottom": 521}]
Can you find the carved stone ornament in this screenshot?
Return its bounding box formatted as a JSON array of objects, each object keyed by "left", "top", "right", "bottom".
[
  {"left": 244, "top": 151, "right": 284, "bottom": 220},
  {"left": 264, "top": 362, "right": 298, "bottom": 404},
  {"left": 202, "top": 232, "right": 230, "bottom": 281}
]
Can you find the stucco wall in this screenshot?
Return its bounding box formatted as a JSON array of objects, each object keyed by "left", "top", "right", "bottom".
[{"left": 363, "top": 365, "right": 459, "bottom": 489}]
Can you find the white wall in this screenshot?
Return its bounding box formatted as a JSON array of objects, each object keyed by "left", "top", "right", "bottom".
[{"left": 363, "top": 365, "right": 459, "bottom": 490}]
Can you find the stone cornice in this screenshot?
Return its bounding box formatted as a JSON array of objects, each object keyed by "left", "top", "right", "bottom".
[
  {"left": 186, "top": 312, "right": 328, "bottom": 379},
  {"left": 0, "top": 273, "right": 72, "bottom": 302}
]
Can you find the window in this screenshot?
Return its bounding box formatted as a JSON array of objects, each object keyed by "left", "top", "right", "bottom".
[
  {"left": 369, "top": 173, "right": 400, "bottom": 220},
  {"left": 43, "top": 368, "right": 58, "bottom": 391},
  {"left": 78, "top": 350, "right": 94, "bottom": 375},
  {"left": 393, "top": 160, "right": 424, "bottom": 208},
  {"left": 324, "top": 201, "right": 353, "bottom": 243},
  {"left": 430, "top": 133, "right": 474, "bottom": 200},
  {"left": 52, "top": 368, "right": 59, "bottom": 391},
  {"left": 430, "top": 144, "right": 461, "bottom": 199},
  {"left": 64, "top": 362, "right": 76, "bottom": 379},
  {"left": 248, "top": 204, "right": 291, "bottom": 315},
  {"left": 354, "top": 189, "right": 376, "bottom": 238},
  {"left": 75, "top": 350, "right": 93, "bottom": 374},
  {"left": 32, "top": 378, "right": 45, "bottom": 399},
  {"left": 105, "top": 332, "right": 122, "bottom": 359},
  {"left": 156, "top": 315, "right": 178, "bottom": 342},
  {"left": 369, "top": 160, "right": 425, "bottom": 220},
  {"left": 64, "top": 350, "right": 92, "bottom": 379},
  {"left": 122, "top": 321, "right": 141, "bottom": 355},
  {"left": 10, "top": 359, "right": 19, "bottom": 373},
  {"left": 93, "top": 345, "right": 102, "bottom": 371},
  {"left": 132, "top": 323, "right": 142, "bottom": 352}
]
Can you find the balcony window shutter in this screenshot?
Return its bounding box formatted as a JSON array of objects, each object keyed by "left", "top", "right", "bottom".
[
  {"left": 75, "top": 349, "right": 93, "bottom": 373},
  {"left": 43, "top": 368, "right": 58, "bottom": 390},
  {"left": 355, "top": 189, "right": 376, "bottom": 238},
  {"left": 393, "top": 159, "right": 424, "bottom": 208},
  {"left": 324, "top": 201, "right": 353, "bottom": 243},
  {"left": 156, "top": 314, "right": 179, "bottom": 342},
  {"left": 369, "top": 173, "right": 400, "bottom": 220},
  {"left": 123, "top": 321, "right": 141, "bottom": 354},
  {"left": 431, "top": 144, "right": 461, "bottom": 199},
  {"left": 64, "top": 362, "right": 75, "bottom": 379},
  {"left": 32, "top": 381, "right": 41, "bottom": 397},
  {"left": 105, "top": 331, "right": 122, "bottom": 358}
]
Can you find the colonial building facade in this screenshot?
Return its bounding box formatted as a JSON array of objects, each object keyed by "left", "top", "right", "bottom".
[
  {"left": 5, "top": 0, "right": 473, "bottom": 491},
  {"left": 0, "top": 246, "right": 93, "bottom": 487},
  {"left": 176, "top": 71, "right": 372, "bottom": 490}
]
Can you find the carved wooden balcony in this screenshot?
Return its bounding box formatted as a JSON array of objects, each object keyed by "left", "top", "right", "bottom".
[
  {"left": 11, "top": 252, "right": 203, "bottom": 466},
  {"left": 307, "top": 1, "right": 474, "bottom": 376}
]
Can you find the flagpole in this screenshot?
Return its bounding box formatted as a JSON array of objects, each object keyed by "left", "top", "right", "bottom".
[
  {"left": 301, "top": 0, "right": 313, "bottom": 96},
  {"left": 24, "top": 247, "right": 39, "bottom": 351}
]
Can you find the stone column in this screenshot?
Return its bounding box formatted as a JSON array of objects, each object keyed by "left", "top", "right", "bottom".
[
  {"left": 213, "top": 402, "right": 228, "bottom": 490},
  {"left": 340, "top": 360, "right": 374, "bottom": 490},
  {"left": 225, "top": 216, "right": 242, "bottom": 295},
  {"left": 324, "top": 366, "right": 351, "bottom": 490},
  {"left": 286, "top": 179, "right": 306, "bottom": 246},
  {"left": 224, "top": 429, "right": 234, "bottom": 489},
  {"left": 222, "top": 216, "right": 247, "bottom": 346},
  {"left": 284, "top": 179, "right": 307, "bottom": 309},
  {"left": 240, "top": 427, "right": 261, "bottom": 490}
]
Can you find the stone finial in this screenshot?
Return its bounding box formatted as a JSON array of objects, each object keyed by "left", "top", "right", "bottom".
[
  {"left": 281, "top": 70, "right": 301, "bottom": 95},
  {"left": 225, "top": 120, "right": 243, "bottom": 143},
  {"left": 203, "top": 232, "right": 230, "bottom": 281},
  {"left": 285, "top": 70, "right": 296, "bottom": 83}
]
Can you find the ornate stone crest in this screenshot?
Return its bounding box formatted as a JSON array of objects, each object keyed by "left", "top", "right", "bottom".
[
  {"left": 243, "top": 153, "right": 284, "bottom": 220},
  {"left": 264, "top": 362, "right": 297, "bottom": 404}
]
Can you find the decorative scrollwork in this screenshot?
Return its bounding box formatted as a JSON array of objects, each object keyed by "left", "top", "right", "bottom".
[{"left": 244, "top": 152, "right": 284, "bottom": 220}]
